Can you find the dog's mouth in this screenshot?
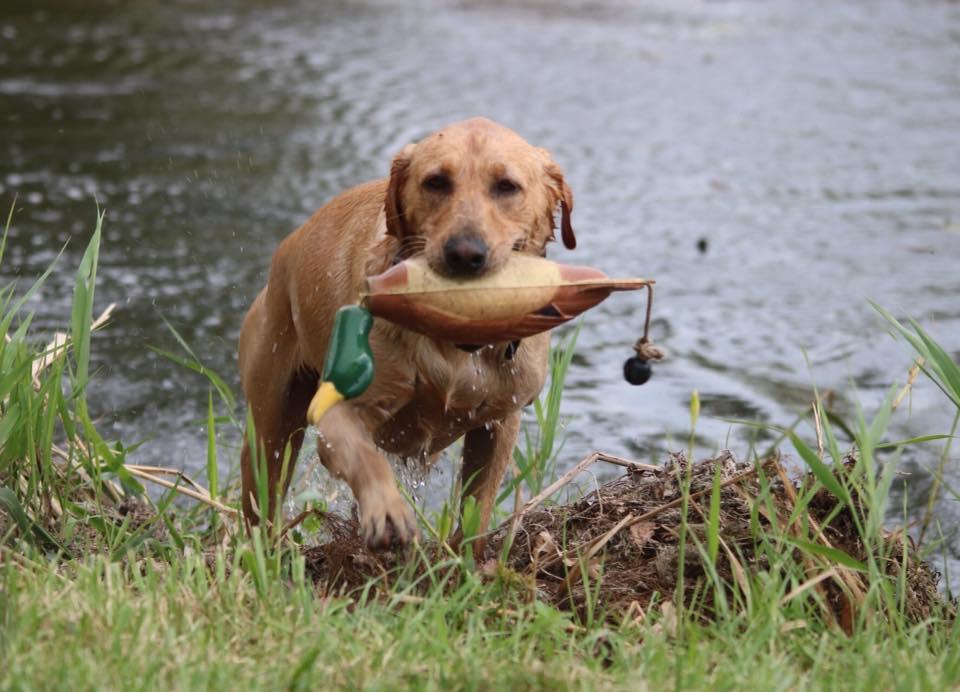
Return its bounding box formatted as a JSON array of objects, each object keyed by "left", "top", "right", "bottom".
[
  {"left": 425, "top": 247, "right": 539, "bottom": 278},
  {"left": 427, "top": 258, "right": 495, "bottom": 280},
  {"left": 394, "top": 231, "right": 534, "bottom": 276}
]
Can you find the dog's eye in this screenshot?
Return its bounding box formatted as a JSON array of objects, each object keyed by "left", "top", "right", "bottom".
[
  {"left": 422, "top": 174, "right": 452, "bottom": 193},
  {"left": 494, "top": 178, "right": 521, "bottom": 195}
]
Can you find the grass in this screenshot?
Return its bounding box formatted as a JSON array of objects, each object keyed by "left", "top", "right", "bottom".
[
  {"left": 1, "top": 210, "right": 959, "bottom": 690},
  {"left": 3, "top": 552, "right": 958, "bottom": 690}
]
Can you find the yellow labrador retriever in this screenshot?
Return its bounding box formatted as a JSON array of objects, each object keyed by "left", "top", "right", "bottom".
[{"left": 239, "top": 117, "right": 575, "bottom": 548}]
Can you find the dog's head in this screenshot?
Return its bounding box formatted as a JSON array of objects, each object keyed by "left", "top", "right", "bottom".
[{"left": 384, "top": 118, "right": 575, "bottom": 278}]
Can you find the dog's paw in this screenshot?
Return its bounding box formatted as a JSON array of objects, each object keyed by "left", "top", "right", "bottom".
[{"left": 358, "top": 483, "right": 417, "bottom": 550}]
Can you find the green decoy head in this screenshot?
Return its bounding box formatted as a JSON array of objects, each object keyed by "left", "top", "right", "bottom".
[{"left": 307, "top": 305, "right": 375, "bottom": 425}]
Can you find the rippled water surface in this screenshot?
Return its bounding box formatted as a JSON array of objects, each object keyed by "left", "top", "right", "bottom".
[{"left": 2, "top": 0, "right": 959, "bottom": 568}]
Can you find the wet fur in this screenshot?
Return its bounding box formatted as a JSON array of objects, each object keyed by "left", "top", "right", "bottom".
[{"left": 239, "top": 117, "right": 575, "bottom": 549}]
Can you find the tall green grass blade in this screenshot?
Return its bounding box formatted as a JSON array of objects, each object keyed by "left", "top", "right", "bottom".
[
  {"left": 150, "top": 346, "right": 238, "bottom": 414},
  {"left": 0, "top": 253, "right": 60, "bottom": 344},
  {"left": 37, "top": 368, "right": 63, "bottom": 492},
  {"left": 707, "top": 463, "right": 721, "bottom": 565},
  {"left": 288, "top": 646, "right": 322, "bottom": 691},
  {"left": 871, "top": 301, "right": 960, "bottom": 409},
  {"left": 913, "top": 325, "right": 960, "bottom": 404},
  {"left": 822, "top": 409, "right": 857, "bottom": 445},
  {"left": 0, "top": 487, "right": 63, "bottom": 551},
  {"left": 871, "top": 302, "right": 925, "bottom": 350},
  {"left": 919, "top": 410, "right": 960, "bottom": 545},
  {"left": 460, "top": 495, "right": 480, "bottom": 571},
  {"left": 0, "top": 197, "right": 14, "bottom": 265},
  {"left": 153, "top": 312, "right": 239, "bottom": 417},
  {"left": 789, "top": 432, "right": 850, "bottom": 508},
  {"left": 0, "top": 402, "right": 22, "bottom": 450},
  {"left": 866, "top": 385, "right": 898, "bottom": 458},
  {"left": 111, "top": 485, "right": 181, "bottom": 559},
  {"left": 875, "top": 434, "right": 953, "bottom": 449},
  {"left": 249, "top": 530, "right": 269, "bottom": 597},
  {"left": 0, "top": 331, "right": 35, "bottom": 407},
  {"left": 206, "top": 389, "right": 219, "bottom": 500},
  {"left": 69, "top": 209, "right": 103, "bottom": 399},
  {"left": 499, "top": 323, "right": 580, "bottom": 504},
  {"left": 872, "top": 447, "right": 899, "bottom": 540},
  {"left": 0, "top": 486, "right": 31, "bottom": 536},
  {"left": 62, "top": 212, "right": 139, "bottom": 491},
  {"left": 160, "top": 510, "right": 185, "bottom": 552},
  {"left": 784, "top": 538, "right": 867, "bottom": 572},
  {"left": 537, "top": 322, "right": 580, "bottom": 466}
]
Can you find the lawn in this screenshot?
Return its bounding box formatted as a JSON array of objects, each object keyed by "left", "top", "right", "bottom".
[{"left": 2, "top": 211, "right": 958, "bottom": 691}]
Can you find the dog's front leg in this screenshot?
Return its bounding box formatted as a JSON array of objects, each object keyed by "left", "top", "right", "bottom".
[
  {"left": 460, "top": 410, "right": 522, "bottom": 555},
  {"left": 314, "top": 404, "right": 417, "bottom": 548}
]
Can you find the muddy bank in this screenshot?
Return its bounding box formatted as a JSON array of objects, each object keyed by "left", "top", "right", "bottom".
[{"left": 303, "top": 451, "right": 949, "bottom": 628}]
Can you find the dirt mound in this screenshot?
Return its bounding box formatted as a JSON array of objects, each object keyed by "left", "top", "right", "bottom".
[{"left": 303, "top": 451, "right": 949, "bottom": 628}]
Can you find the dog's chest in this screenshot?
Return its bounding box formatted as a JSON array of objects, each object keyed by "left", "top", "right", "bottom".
[{"left": 370, "top": 339, "right": 546, "bottom": 458}]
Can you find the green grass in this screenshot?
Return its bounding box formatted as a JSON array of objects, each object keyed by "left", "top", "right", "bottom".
[
  {"left": 3, "top": 551, "right": 959, "bottom": 691},
  {"left": 2, "top": 210, "right": 960, "bottom": 690}
]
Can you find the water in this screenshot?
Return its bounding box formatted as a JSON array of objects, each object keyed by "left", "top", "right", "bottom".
[{"left": 2, "top": 0, "right": 959, "bottom": 574}]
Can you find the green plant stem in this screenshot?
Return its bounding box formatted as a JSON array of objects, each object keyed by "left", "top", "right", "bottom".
[{"left": 919, "top": 409, "right": 960, "bottom": 547}]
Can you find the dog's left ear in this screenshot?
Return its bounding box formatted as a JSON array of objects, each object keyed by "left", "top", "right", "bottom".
[
  {"left": 545, "top": 159, "right": 576, "bottom": 250},
  {"left": 385, "top": 144, "right": 415, "bottom": 240}
]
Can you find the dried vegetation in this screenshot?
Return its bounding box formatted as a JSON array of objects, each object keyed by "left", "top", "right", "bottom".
[{"left": 301, "top": 450, "right": 949, "bottom": 629}]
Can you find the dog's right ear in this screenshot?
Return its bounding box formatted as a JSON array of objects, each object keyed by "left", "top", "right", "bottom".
[{"left": 385, "top": 144, "right": 415, "bottom": 241}]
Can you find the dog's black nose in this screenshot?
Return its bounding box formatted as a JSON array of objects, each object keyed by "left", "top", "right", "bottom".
[{"left": 443, "top": 234, "right": 488, "bottom": 276}]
